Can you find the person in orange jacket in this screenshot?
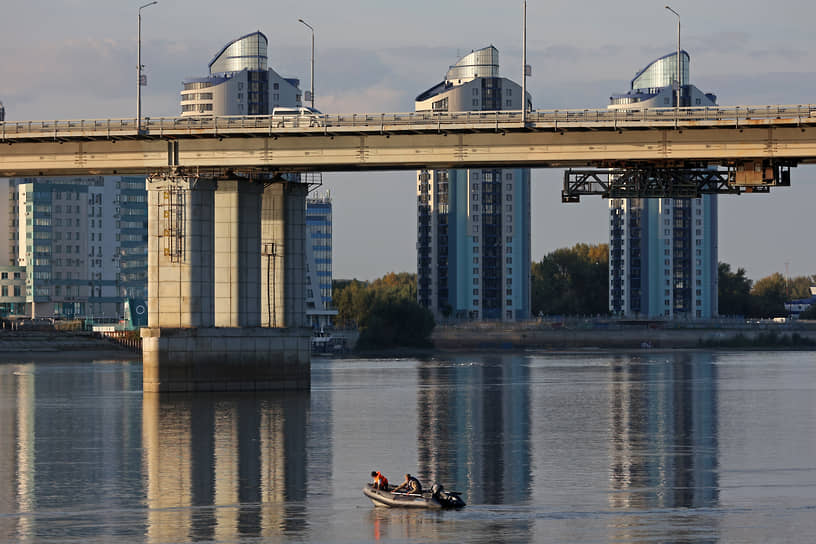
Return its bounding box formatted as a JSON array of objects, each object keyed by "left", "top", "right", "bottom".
[{"left": 370, "top": 470, "right": 389, "bottom": 490}]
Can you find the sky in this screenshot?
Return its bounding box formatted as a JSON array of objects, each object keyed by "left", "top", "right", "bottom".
[{"left": 2, "top": 0, "right": 815, "bottom": 281}]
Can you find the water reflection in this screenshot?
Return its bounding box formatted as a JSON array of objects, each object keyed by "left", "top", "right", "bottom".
[
  {"left": 417, "top": 355, "right": 532, "bottom": 505},
  {"left": 607, "top": 352, "right": 720, "bottom": 542},
  {"left": 142, "top": 391, "right": 310, "bottom": 543}
]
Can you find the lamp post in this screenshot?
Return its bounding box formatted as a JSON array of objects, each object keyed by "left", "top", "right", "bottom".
[
  {"left": 665, "top": 5, "right": 681, "bottom": 113},
  {"left": 137, "top": 1, "right": 158, "bottom": 133},
  {"left": 298, "top": 18, "right": 315, "bottom": 109},
  {"left": 522, "top": 0, "right": 527, "bottom": 125}
]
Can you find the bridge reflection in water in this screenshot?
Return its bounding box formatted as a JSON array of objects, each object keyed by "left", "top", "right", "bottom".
[{"left": 142, "top": 392, "right": 310, "bottom": 543}]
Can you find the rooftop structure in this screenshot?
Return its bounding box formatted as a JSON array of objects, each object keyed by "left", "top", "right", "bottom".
[{"left": 180, "top": 31, "right": 302, "bottom": 116}]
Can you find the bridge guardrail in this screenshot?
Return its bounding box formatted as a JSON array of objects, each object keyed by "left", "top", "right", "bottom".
[{"left": 1, "top": 104, "right": 815, "bottom": 140}]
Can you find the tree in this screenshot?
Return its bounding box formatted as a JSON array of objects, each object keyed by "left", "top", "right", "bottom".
[
  {"left": 531, "top": 243, "right": 609, "bottom": 316},
  {"left": 750, "top": 273, "right": 788, "bottom": 317},
  {"left": 718, "top": 262, "right": 753, "bottom": 317},
  {"left": 788, "top": 275, "right": 815, "bottom": 300},
  {"left": 332, "top": 273, "right": 434, "bottom": 349}
]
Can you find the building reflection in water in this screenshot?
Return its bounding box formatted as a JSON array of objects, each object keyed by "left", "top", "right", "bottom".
[
  {"left": 0, "top": 362, "right": 144, "bottom": 543},
  {"left": 608, "top": 352, "right": 720, "bottom": 542},
  {"left": 142, "top": 391, "right": 310, "bottom": 543},
  {"left": 416, "top": 355, "right": 533, "bottom": 530},
  {"left": 0, "top": 366, "right": 31, "bottom": 542}
]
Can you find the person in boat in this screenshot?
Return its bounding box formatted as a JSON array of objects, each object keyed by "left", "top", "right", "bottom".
[
  {"left": 392, "top": 473, "right": 422, "bottom": 494},
  {"left": 371, "top": 470, "right": 389, "bottom": 490}
]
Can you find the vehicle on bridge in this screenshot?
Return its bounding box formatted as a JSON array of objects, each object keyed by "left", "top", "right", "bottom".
[{"left": 271, "top": 106, "right": 323, "bottom": 127}]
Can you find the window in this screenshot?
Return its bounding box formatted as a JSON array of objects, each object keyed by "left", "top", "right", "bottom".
[
  {"left": 1, "top": 286, "right": 6, "bottom": 297},
  {"left": 473, "top": 289, "right": 479, "bottom": 295},
  {"left": 0, "top": 272, "right": 6, "bottom": 280}
]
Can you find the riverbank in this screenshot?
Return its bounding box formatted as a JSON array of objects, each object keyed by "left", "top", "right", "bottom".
[
  {"left": 431, "top": 322, "right": 816, "bottom": 351},
  {"left": 0, "top": 330, "right": 139, "bottom": 362}
]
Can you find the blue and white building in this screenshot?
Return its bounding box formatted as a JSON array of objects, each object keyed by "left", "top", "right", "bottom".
[
  {"left": 415, "top": 46, "right": 532, "bottom": 321},
  {"left": 0, "top": 176, "right": 147, "bottom": 319},
  {"left": 305, "top": 192, "right": 336, "bottom": 329},
  {"left": 608, "top": 52, "right": 719, "bottom": 318},
  {"left": 180, "top": 31, "right": 303, "bottom": 116}
]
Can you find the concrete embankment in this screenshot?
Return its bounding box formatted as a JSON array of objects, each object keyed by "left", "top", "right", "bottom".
[
  {"left": 432, "top": 325, "right": 816, "bottom": 350},
  {"left": 0, "top": 330, "right": 139, "bottom": 362}
]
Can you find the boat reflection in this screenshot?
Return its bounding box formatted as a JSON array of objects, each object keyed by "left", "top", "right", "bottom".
[{"left": 142, "top": 391, "right": 310, "bottom": 543}]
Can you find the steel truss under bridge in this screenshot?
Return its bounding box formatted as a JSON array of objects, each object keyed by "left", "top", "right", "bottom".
[{"left": 562, "top": 161, "right": 792, "bottom": 202}]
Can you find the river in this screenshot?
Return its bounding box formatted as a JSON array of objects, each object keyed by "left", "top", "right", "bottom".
[{"left": 1, "top": 350, "right": 815, "bottom": 543}]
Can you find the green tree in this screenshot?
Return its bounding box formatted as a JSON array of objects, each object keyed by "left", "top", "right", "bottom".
[
  {"left": 332, "top": 273, "right": 434, "bottom": 349},
  {"left": 788, "top": 275, "right": 815, "bottom": 300},
  {"left": 718, "top": 262, "right": 753, "bottom": 316},
  {"left": 531, "top": 243, "right": 609, "bottom": 316},
  {"left": 750, "top": 272, "right": 788, "bottom": 317}
]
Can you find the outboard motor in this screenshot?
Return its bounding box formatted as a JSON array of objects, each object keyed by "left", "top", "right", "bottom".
[{"left": 431, "top": 482, "right": 466, "bottom": 508}]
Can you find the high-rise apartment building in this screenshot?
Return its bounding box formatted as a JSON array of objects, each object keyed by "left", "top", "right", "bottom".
[
  {"left": 0, "top": 176, "right": 147, "bottom": 318},
  {"left": 415, "top": 46, "right": 532, "bottom": 321},
  {"left": 305, "top": 192, "right": 335, "bottom": 329},
  {"left": 608, "top": 52, "right": 718, "bottom": 318},
  {"left": 180, "top": 31, "right": 302, "bottom": 116}
]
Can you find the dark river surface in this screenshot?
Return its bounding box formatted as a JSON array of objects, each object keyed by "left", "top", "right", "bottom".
[{"left": 1, "top": 350, "right": 816, "bottom": 543}]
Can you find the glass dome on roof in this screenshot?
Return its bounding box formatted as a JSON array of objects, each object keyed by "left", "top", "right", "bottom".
[
  {"left": 209, "top": 31, "right": 268, "bottom": 74},
  {"left": 446, "top": 46, "right": 499, "bottom": 82},
  {"left": 631, "top": 51, "right": 689, "bottom": 91}
]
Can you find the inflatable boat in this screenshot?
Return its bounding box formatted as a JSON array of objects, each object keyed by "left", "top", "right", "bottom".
[{"left": 363, "top": 483, "right": 465, "bottom": 509}]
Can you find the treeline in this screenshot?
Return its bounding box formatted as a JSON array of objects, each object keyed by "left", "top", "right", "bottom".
[
  {"left": 332, "top": 273, "right": 434, "bottom": 349},
  {"left": 719, "top": 264, "right": 815, "bottom": 318},
  {"left": 332, "top": 249, "right": 811, "bottom": 342},
  {"left": 529, "top": 244, "right": 812, "bottom": 318}
]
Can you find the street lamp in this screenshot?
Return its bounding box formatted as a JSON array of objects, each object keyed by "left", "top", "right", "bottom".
[
  {"left": 298, "top": 18, "right": 315, "bottom": 109},
  {"left": 522, "top": 0, "right": 527, "bottom": 125},
  {"left": 665, "top": 5, "right": 681, "bottom": 113},
  {"left": 137, "top": 1, "right": 158, "bottom": 133}
]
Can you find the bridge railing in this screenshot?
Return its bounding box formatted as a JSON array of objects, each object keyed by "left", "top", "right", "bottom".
[{"left": 2, "top": 104, "right": 815, "bottom": 139}]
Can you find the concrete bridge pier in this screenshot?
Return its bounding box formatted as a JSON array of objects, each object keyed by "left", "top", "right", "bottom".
[{"left": 141, "top": 175, "right": 311, "bottom": 393}]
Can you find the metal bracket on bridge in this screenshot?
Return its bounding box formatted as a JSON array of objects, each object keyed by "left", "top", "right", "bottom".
[{"left": 562, "top": 162, "right": 792, "bottom": 202}]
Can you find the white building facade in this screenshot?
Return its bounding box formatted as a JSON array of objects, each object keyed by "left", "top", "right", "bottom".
[
  {"left": 608, "top": 52, "right": 719, "bottom": 319},
  {"left": 416, "top": 46, "right": 532, "bottom": 321}
]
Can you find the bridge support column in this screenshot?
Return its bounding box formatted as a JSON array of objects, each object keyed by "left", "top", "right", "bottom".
[
  {"left": 261, "top": 182, "right": 308, "bottom": 328},
  {"left": 142, "top": 175, "right": 310, "bottom": 393}
]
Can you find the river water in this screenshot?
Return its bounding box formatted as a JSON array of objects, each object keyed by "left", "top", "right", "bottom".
[{"left": 1, "top": 350, "right": 815, "bottom": 543}]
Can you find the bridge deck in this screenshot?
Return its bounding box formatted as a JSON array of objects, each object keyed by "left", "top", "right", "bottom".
[
  {"left": 2, "top": 105, "right": 815, "bottom": 141},
  {"left": 1, "top": 105, "right": 816, "bottom": 176}
]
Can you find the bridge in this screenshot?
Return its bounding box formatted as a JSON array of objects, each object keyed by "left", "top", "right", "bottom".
[{"left": 2, "top": 104, "right": 815, "bottom": 392}]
